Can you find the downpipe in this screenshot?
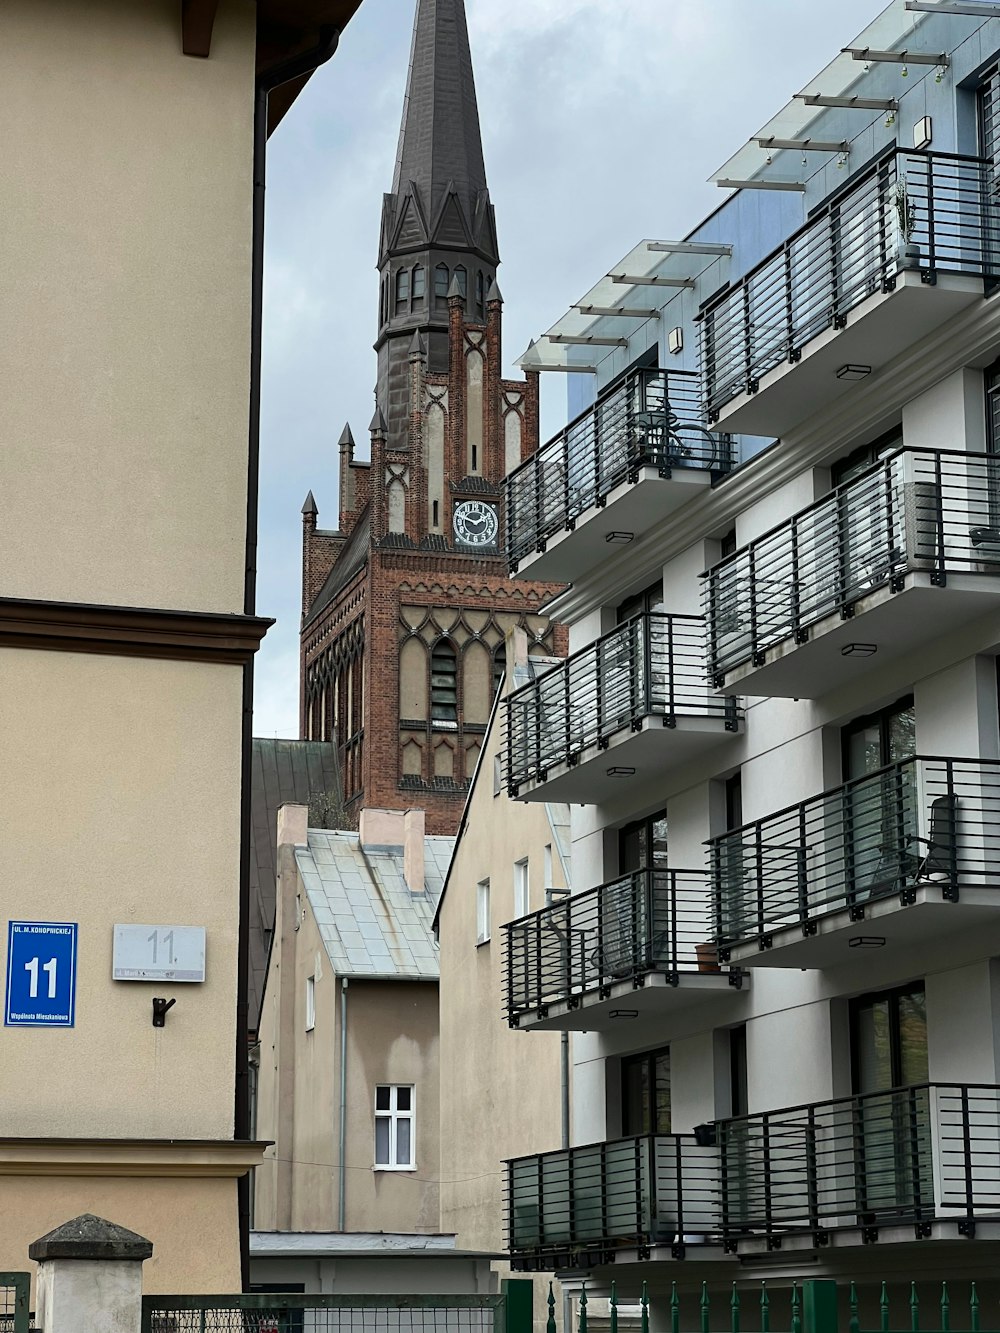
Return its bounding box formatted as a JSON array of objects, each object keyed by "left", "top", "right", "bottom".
[{"left": 339, "top": 977, "right": 349, "bottom": 1231}]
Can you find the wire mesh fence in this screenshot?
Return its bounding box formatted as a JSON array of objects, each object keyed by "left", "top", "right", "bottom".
[{"left": 141, "top": 1296, "right": 508, "bottom": 1333}]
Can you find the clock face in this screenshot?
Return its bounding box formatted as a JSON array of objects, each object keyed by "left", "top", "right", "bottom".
[{"left": 453, "top": 500, "right": 499, "bottom": 547}]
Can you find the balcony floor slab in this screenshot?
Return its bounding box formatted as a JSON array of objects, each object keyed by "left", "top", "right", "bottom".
[
  {"left": 513, "top": 467, "right": 713, "bottom": 583},
  {"left": 512, "top": 968, "right": 747, "bottom": 1033},
  {"left": 725, "top": 883, "right": 1000, "bottom": 969},
  {"left": 711, "top": 270, "right": 984, "bottom": 438},
  {"left": 512, "top": 714, "right": 742, "bottom": 805},
  {"left": 716, "top": 574, "right": 1000, "bottom": 699}
]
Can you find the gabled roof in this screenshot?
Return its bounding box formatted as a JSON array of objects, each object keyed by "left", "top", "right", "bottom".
[
  {"left": 297, "top": 829, "right": 454, "bottom": 980},
  {"left": 249, "top": 739, "right": 343, "bottom": 1032},
  {"left": 305, "top": 504, "right": 371, "bottom": 623}
]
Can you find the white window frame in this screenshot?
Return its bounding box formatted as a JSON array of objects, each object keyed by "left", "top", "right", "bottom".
[
  {"left": 305, "top": 976, "right": 316, "bottom": 1032},
  {"left": 374, "top": 1084, "right": 415, "bottom": 1170},
  {"left": 514, "top": 858, "right": 529, "bottom": 918},
  {"left": 477, "top": 879, "right": 491, "bottom": 945}
]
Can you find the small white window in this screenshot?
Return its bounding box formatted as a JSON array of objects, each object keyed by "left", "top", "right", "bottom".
[
  {"left": 493, "top": 754, "right": 502, "bottom": 798},
  {"left": 477, "top": 879, "right": 491, "bottom": 945},
  {"left": 514, "top": 858, "right": 529, "bottom": 918},
  {"left": 374, "top": 1085, "right": 415, "bottom": 1169},
  {"left": 544, "top": 844, "right": 554, "bottom": 894},
  {"left": 305, "top": 976, "right": 316, "bottom": 1032}
]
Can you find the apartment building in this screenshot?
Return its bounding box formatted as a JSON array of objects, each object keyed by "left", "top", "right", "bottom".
[{"left": 498, "top": 0, "right": 1000, "bottom": 1308}]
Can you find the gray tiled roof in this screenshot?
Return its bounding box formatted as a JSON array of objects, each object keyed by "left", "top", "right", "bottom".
[{"left": 296, "top": 830, "right": 454, "bottom": 980}]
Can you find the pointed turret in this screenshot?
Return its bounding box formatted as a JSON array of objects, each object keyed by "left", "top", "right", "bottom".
[{"left": 301, "top": 490, "right": 318, "bottom": 519}]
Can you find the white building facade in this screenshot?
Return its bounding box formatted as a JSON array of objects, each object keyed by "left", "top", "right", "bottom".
[{"left": 499, "top": 0, "right": 1000, "bottom": 1305}]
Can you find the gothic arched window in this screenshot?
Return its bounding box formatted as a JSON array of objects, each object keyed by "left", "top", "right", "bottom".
[
  {"left": 395, "top": 268, "right": 410, "bottom": 314},
  {"left": 430, "top": 639, "right": 458, "bottom": 722},
  {"left": 412, "top": 265, "right": 426, "bottom": 303},
  {"left": 434, "top": 264, "right": 450, "bottom": 305},
  {"left": 476, "top": 269, "right": 485, "bottom": 315},
  {"left": 455, "top": 265, "right": 468, "bottom": 299},
  {"left": 492, "top": 642, "right": 506, "bottom": 697}
]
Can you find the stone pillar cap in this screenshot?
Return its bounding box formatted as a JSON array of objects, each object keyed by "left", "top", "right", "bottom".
[{"left": 29, "top": 1214, "right": 153, "bottom": 1262}]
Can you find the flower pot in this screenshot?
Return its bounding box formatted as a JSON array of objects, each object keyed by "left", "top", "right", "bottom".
[{"left": 696, "top": 941, "right": 721, "bottom": 973}]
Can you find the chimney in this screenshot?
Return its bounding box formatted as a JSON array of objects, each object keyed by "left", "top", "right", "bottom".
[
  {"left": 404, "top": 808, "right": 425, "bottom": 894},
  {"left": 358, "top": 807, "right": 406, "bottom": 850},
  {"left": 277, "top": 802, "right": 309, "bottom": 851}
]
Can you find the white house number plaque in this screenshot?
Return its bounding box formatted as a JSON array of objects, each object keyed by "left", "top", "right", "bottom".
[{"left": 113, "top": 925, "right": 206, "bottom": 983}]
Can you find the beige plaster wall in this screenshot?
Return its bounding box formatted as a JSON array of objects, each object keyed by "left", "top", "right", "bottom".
[
  {"left": 0, "top": 0, "right": 255, "bottom": 612},
  {"left": 437, "top": 697, "right": 568, "bottom": 1255},
  {"left": 342, "top": 980, "right": 440, "bottom": 1234},
  {"left": 0, "top": 1176, "right": 240, "bottom": 1294},
  {"left": 0, "top": 648, "right": 242, "bottom": 1139}
]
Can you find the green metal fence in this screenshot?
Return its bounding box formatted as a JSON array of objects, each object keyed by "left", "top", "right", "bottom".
[
  {"left": 572, "top": 1280, "right": 1000, "bottom": 1333},
  {"left": 141, "top": 1284, "right": 532, "bottom": 1333},
  {"left": 0, "top": 1273, "right": 29, "bottom": 1333}
]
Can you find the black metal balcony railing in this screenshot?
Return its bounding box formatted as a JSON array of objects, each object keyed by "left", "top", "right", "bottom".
[
  {"left": 506, "top": 1133, "right": 721, "bottom": 1266},
  {"left": 504, "top": 369, "right": 734, "bottom": 572},
  {"left": 504, "top": 613, "right": 741, "bottom": 796},
  {"left": 719, "top": 1084, "right": 1000, "bottom": 1246},
  {"left": 711, "top": 756, "right": 1000, "bottom": 955},
  {"left": 699, "top": 149, "right": 1000, "bottom": 421},
  {"left": 506, "top": 1085, "right": 1000, "bottom": 1265},
  {"left": 704, "top": 448, "right": 1000, "bottom": 683},
  {"left": 503, "top": 869, "right": 730, "bottom": 1025}
]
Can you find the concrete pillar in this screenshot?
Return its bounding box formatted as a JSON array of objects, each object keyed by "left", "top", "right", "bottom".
[{"left": 29, "top": 1214, "right": 152, "bottom": 1333}]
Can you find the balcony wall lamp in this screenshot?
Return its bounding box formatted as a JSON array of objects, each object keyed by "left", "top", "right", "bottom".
[
  {"left": 609, "top": 1009, "right": 639, "bottom": 1019},
  {"left": 606, "top": 767, "right": 637, "bottom": 778},
  {"left": 836, "top": 364, "right": 872, "bottom": 381},
  {"left": 606, "top": 531, "right": 634, "bottom": 545},
  {"left": 841, "top": 642, "right": 878, "bottom": 657},
  {"left": 849, "top": 936, "right": 887, "bottom": 949}
]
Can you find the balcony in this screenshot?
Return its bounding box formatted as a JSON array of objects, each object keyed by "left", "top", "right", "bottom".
[
  {"left": 503, "top": 614, "right": 742, "bottom": 805},
  {"left": 711, "top": 757, "right": 1000, "bottom": 968},
  {"left": 704, "top": 448, "right": 1000, "bottom": 698},
  {"left": 506, "top": 1085, "right": 1000, "bottom": 1270},
  {"left": 506, "top": 1133, "right": 720, "bottom": 1270},
  {"left": 699, "top": 150, "right": 998, "bottom": 437},
  {"left": 503, "top": 869, "right": 743, "bottom": 1032},
  {"left": 504, "top": 369, "right": 734, "bottom": 582}
]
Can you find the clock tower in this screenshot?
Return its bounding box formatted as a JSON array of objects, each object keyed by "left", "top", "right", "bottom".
[{"left": 298, "top": 0, "right": 565, "bottom": 835}]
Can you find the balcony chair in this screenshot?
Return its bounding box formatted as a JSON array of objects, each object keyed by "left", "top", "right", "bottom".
[{"left": 860, "top": 794, "right": 958, "bottom": 900}]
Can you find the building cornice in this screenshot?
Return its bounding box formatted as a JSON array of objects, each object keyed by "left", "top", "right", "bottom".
[
  {"left": 0, "top": 1138, "right": 269, "bottom": 1178},
  {"left": 0, "top": 597, "right": 273, "bottom": 665},
  {"left": 546, "top": 287, "right": 1000, "bottom": 622}
]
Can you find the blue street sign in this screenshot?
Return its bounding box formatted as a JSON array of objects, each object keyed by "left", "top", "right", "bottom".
[{"left": 5, "top": 921, "right": 78, "bottom": 1027}]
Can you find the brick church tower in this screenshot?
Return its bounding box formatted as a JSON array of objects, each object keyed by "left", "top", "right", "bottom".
[{"left": 300, "top": 0, "right": 564, "bottom": 835}]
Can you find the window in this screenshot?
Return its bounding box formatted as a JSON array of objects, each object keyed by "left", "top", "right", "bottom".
[
  {"left": 729, "top": 1024, "right": 748, "bottom": 1117},
  {"left": 477, "top": 879, "right": 491, "bottom": 944},
  {"left": 493, "top": 754, "right": 502, "bottom": 798},
  {"left": 455, "top": 265, "right": 468, "bottom": 298},
  {"left": 412, "top": 265, "right": 426, "bottom": 302},
  {"left": 435, "top": 263, "right": 450, "bottom": 303},
  {"left": 395, "top": 268, "right": 410, "bottom": 314},
  {"left": 514, "top": 858, "right": 529, "bottom": 918},
  {"left": 831, "top": 426, "right": 903, "bottom": 487},
  {"left": 544, "top": 844, "right": 553, "bottom": 895},
  {"left": 621, "top": 1047, "right": 671, "bottom": 1135},
  {"left": 980, "top": 63, "right": 1000, "bottom": 167},
  {"left": 616, "top": 579, "right": 664, "bottom": 624},
  {"left": 305, "top": 976, "right": 315, "bottom": 1032},
  {"left": 476, "top": 269, "right": 485, "bottom": 313},
  {"left": 619, "top": 810, "right": 667, "bottom": 872},
  {"left": 374, "top": 1085, "right": 414, "bottom": 1168},
  {"left": 430, "top": 640, "right": 458, "bottom": 722}
]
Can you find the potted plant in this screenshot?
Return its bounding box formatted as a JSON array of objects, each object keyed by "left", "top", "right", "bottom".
[{"left": 894, "top": 181, "right": 921, "bottom": 269}]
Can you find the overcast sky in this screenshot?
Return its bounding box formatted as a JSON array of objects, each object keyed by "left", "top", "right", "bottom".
[{"left": 254, "top": 0, "right": 886, "bottom": 737}]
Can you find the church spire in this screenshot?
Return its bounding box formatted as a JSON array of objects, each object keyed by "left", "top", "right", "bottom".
[
  {"left": 376, "top": 0, "right": 501, "bottom": 448},
  {"left": 392, "top": 0, "right": 488, "bottom": 226}
]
